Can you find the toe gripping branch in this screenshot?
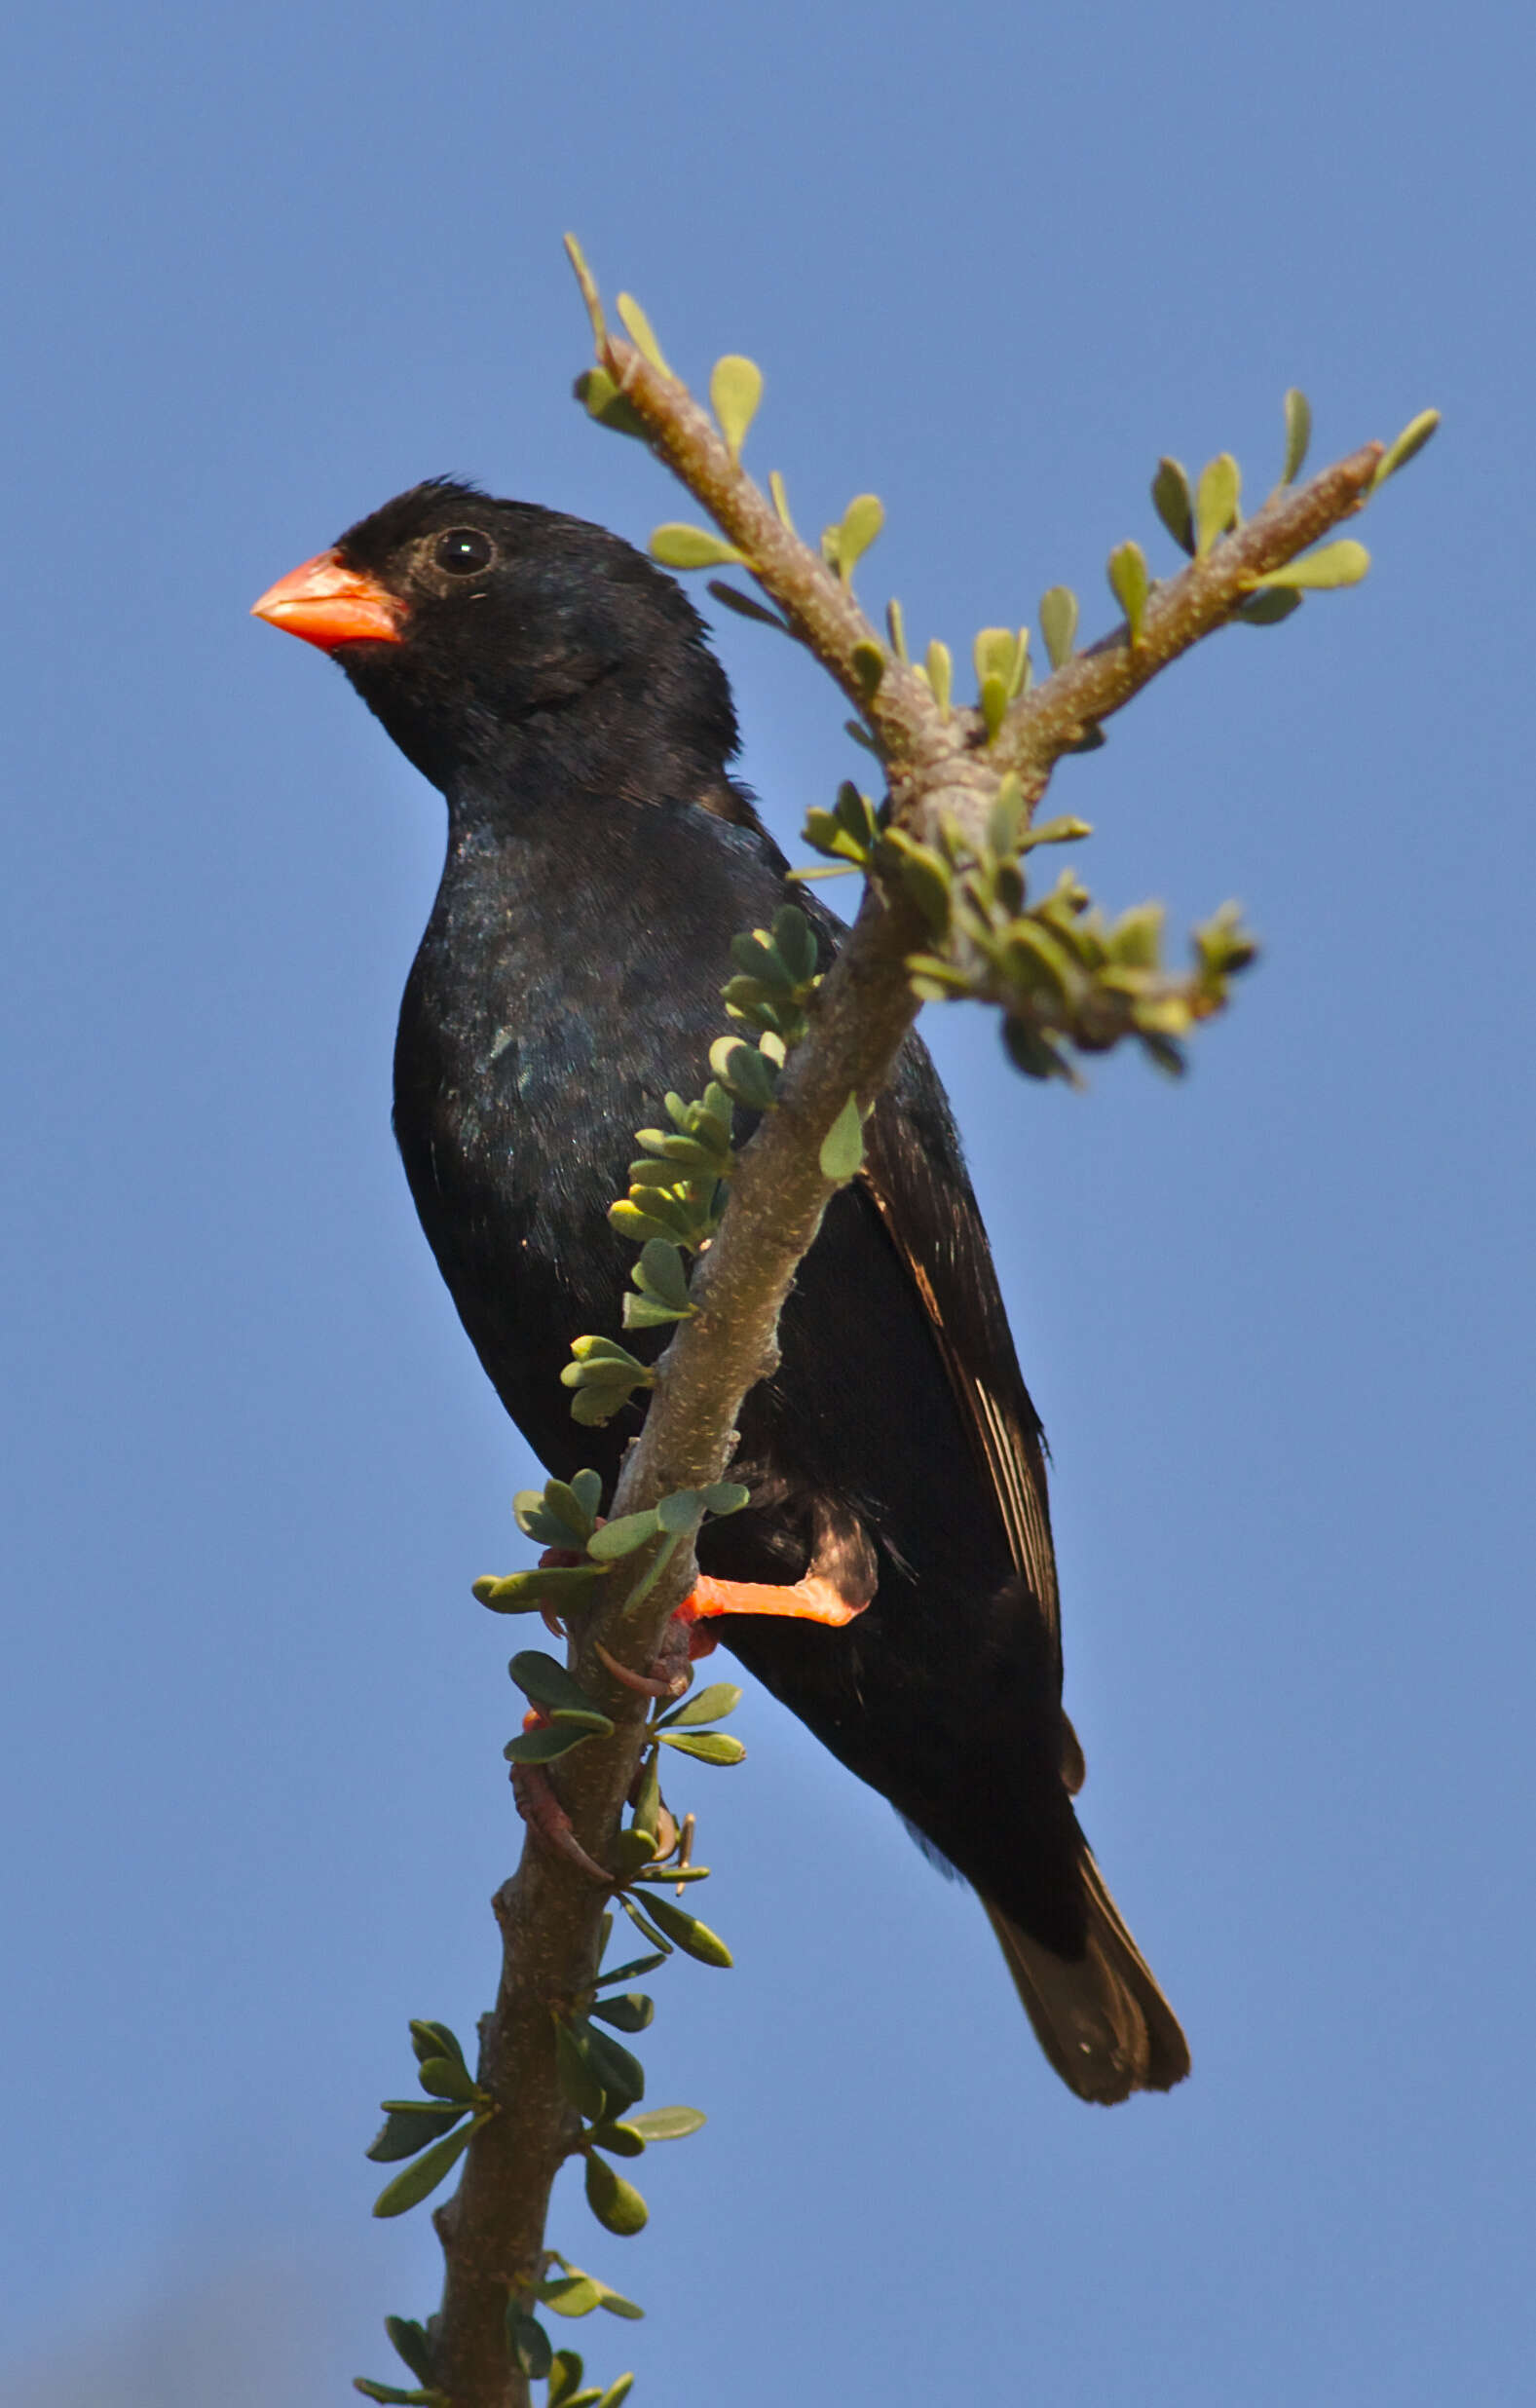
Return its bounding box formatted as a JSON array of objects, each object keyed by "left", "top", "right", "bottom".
[{"left": 513, "top": 1515, "right": 874, "bottom": 1879}]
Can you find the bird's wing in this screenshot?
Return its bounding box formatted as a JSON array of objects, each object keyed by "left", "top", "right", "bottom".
[{"left": 857, "top": 1051, "right": 1068, "bottom": 1696}]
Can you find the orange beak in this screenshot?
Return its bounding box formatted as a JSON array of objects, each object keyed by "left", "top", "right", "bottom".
[{"left": 250, "top": 548, "right": 405, "bottom": 651}]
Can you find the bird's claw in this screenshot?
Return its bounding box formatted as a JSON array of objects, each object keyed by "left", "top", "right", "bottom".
[{"left": 510, "top": 1758, "right": 611, "bottom": 1885}]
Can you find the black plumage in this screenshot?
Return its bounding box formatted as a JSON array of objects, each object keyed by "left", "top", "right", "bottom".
[{"left": 254, "top": 479, "right": 1189, "bottom": 2102}]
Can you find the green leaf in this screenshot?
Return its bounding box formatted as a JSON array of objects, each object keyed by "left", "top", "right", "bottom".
[
  {"left": 1195, "top": 454, "right": 1241, "bottom": 555},
  {"left": 657, "top": 1729, "right": 747, "bottom": 1765},
  {"left": 699, "top": 1481, "right": 750, "bottom": 1517},
  {"left": 510, "top": 1652, "right": 610, "bottom": 1723},
  {"left": 1023, "top": 814, "right": 1093, "bottom": 848},
  {"left": 504, "top": 1721, "right": 602, "bottom": 1764},
  {"left": 1235, "top": 586, "right": 1303, "bottom": 627},
  {"left": 595, "top": 1952, "right": 666, "bottom": 1990},
  {"left": 615, "top": 292, "right": 670, "bottom": 375},
  {"left": 1373, "top": 406, "right": 1440, "bottom": 485},
  {"left": 584, "top": 2151, "right": 650, "bottom": 2236},
  {"left": 588, "top": 2120, "right": 646, "bottom": 2158},
  {"left": 1038, "top": 584, "right": 1079, "bottom": 668},
  {"left": 610, "top": 1827, "right": 658, "bottom": 1885},
  {"left": 773, "top": 904, "right": 819, "bottom": 984},
  {"left": 630, "top": 1748, "right": 661, "bottom": 1845},
  {"left": 409, "top": 2020, "right": 465, "bottom": 2069},
  {"left": 541, "top": 2275, "right": 603, "bottom": 2317},
  {"left": 656, "top": 1487, "right": 705, "bottom": 1537},
  {"left": 836, "top": 493, "right": 884, "bottom": 581},
  {"left": 591, "top": 1990, "right": 655, "bottom": 2034},
  {"left": 417, "top": 2053, "right": 479, "bottom": 2103},
  {"left": 622, "top": 1293, "right": 689, "bottom": 1331},
  {"left": 708, "top": 1035, "right": 778, "bottom": 1108},
  {"left": 371, "top": 2119, "right": 475, "bottom": 2217},
  {"left": 658, "top": 1680, "right": 743, "bottom": 1727},
  {"left": 1151, "top": 457, "right": 1195, "bottom": 554},
  {"left": 353, "top": 2383, "right": 435, "bottom": 2405},
  {"left": 473, "top": 1565, "right": 608, "bottom": 1612},
  {"left": 543, "top": 1480, "right": 598, "bottom": 1543},
  {"left": 1002, "top": 1016, "right": 1074, "bottom": 1082},
  {"left": 562, "top": 1362, "right": 651, "bottom": 1399},
  {"left": 650, "top": 522, "right": 747, "bottom": 572},
  {"left": 924, "top": 637, "right": 952, "bottom": 718},
  {"left": 625, "top": 2105, "right": 706, "bottom": 2142},
  {"left": 597, "top": 2375, "right": 636, "bottom": 2405},
  {"left": 581, "top": 2024, "right": 646, "bottom": 2115},
  {"left": 635, "top": 1239, "right": 690, "bottom": 1309},
  {"left": 618, "top": 1893, "right": 675, "bottom": 1952},
  {"left": 710, "top": 354, "right": 763, "bottom": 459},
  {"left": 587, "top": 1510, "right": 663, "bottom": 1560},
  {"left": 819, "top": 1092, "right": 865, "bottom": 1184},
  {"left": 1281, "top": 388, "right": 1311, "bottom": 485},
  {"left": 555, "top": 2017, "right": 610, "bottom": 2120},
  {"left": 1251, "top": 539, "right": 1369, "bottom": 591},
  {"left": 706, "top": 579, "right": 790, "bottom": 632},
  {"left": 507, "top": 2308, "right": 552, "bottom": 2381},
  {"left": 1107, "top": 540, "right": 1150, "bottom": 644},
  {"left": 573, "top": 368, "right": 649, "bottom": 442},
  {"left": 639, "top": 1893, "right": 733, "bottom": 1966},
  {"left": 367, "top": 2102, "right": 468, "bottom": 2163},
  {"left": 851, "top": 641, "right": 885, "bottom": 700},
  {"left": 547, "top": 2351, "right": 589, "bottom": 2406},
  {"left": 885, "top": 596, "right": 908, "bottom": 659},
  {"left": 385, "top": 2319, "right": 435, "bottom": 2384},
  {"left": 769, "top": 469, "right": 794, "bottom": 529}
]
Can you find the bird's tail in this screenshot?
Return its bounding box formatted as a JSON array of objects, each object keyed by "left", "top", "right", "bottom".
[{"left": 984, "top": 1851, "right": 1190, "bottom": 2104}]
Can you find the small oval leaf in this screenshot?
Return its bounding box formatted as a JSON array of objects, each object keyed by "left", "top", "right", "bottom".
[
  {"left": 1281, "top": 388, "right": 1312, "bottom": 485},
  {"left": 587, "top": 1511, "right": 663, "bottom": 1561},
  {"left": 1151, "top": 458, "right": 1195, "bottom": 554},
  {"left": 584, "top": 2151, "right": 649, "bottom": 2236},
  {"left": 474, "top": 1565, "right": 608, "bottom": 1612},
  {"left": 371, "top": 2120, "right": 475, "bottom": 2217},
  {"left": 625, "top": 2105, "right": 706, "bottom": 2142},
  {"left": 1252, "top": 539, "right": 1369, "bottom": 591},
  {"left": 615, "top": 293, "right": 670, "bottom": 375},
  {"left": 837, "top": 494, "right": 884, "bottom": 579},
  {"left": 639, "top": 1894, "right": 733, "bottom": 1967},
  {"left": 819, "top": 1092, "right": 865, "bottom": 1185},
  {"left": 650, "top": 523, "right": 747, "bottom": 572},
  {"left": 1195, "top": 454, "right": 1241, "bottom": 555},
  {"left": 657, "top": 1729, "right": 747, "bottom": 1765},
  {"left": 366, "top": 2103, "right": 467, "bottom": 2163},
  {"left": 541, "top": 2275, "right": 603, "bottom": 2317},
  {"left": 660, "top": 1680, "right": 743, "bottom": 1727},
  {"left": 710, "top": 354, "right": 764, "bottom": 459},
  {"left": 504, "top": 1722, "right": 600, "bottom": 1764},
  {"left": 1106, "top": 540, "right": 1150, "bottom": 644},
  {"left": 1373, "top": 407, "right": 1440, "bottom": 485}
]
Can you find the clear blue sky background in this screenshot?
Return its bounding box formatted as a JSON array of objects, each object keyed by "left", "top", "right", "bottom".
[{"left": 4, "top": 4, "right": 1530, "bottom": 2402}]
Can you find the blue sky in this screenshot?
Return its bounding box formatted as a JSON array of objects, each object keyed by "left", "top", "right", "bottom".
[{"left": 4, "top": 4, "right": 1531, "bottom": 2402}]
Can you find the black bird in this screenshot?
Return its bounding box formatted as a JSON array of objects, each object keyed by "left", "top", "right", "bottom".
[{"left": 253, "top": 480, "right": 1189, "bottom": 2102}]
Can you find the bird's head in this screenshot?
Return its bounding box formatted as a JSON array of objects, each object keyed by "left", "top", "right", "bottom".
[{"left": 252, "top": 478, "right": 739, "bottom": 802}]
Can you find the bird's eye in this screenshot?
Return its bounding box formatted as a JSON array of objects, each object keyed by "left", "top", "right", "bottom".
[{"left": 434, "top": 528, "right": 495, "bottom": 576}]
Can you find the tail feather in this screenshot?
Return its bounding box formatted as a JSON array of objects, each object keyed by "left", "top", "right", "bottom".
[{"left": 985, "top": 1851, "right": 1190, "bottom": 2105}]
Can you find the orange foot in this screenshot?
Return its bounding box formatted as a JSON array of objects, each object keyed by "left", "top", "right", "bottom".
[{"left": 675, "top": 1574, "right": 870, "bottom": 1659}]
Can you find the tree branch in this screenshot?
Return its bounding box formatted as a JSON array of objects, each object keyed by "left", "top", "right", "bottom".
[{"left": 406, "top": 257, "right": 1426, "bottom": 2408}]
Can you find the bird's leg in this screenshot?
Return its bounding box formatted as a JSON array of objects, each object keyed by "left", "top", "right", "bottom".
[
  {"left": 677, "top": 1572, "right": 870, "bottom": 1630},
  {"left": 674, "top": 1502, "right": 876, "bottom": 1652}
]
